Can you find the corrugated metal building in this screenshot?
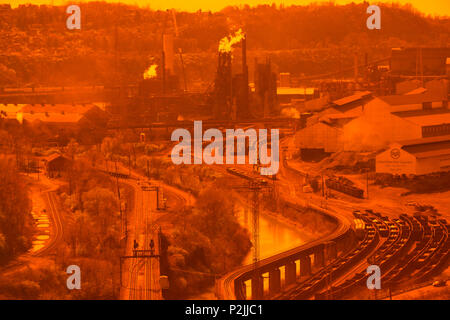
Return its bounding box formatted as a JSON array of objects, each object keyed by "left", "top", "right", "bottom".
[
  {"left": 297, "top": 91, "right": 450, "bottom": 153},
  {"left": 376, "top": 135, "right": 450, "bottom": 175}
]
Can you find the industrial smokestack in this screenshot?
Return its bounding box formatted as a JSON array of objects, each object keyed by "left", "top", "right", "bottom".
[
  {"left": 163, "top": 34, "right": 174, "bottom": 75},
  {"left": 242, "top": 34, "right": 249, "bottom": 117},
  {"left": 162, "top": 50, "right": 166, "bottom": 94},
  {"left": 242, "top": 35, "right": 247, "bottom": 74}
]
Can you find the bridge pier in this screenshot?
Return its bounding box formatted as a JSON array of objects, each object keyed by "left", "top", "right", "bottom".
[
  {"left": 285, "top": 261, "right": 297, "bottom": 285},
  {"left": 300, "top": 256, "right": 311, "bottom": 276},
  {"left": 251, "top": 275, "right": 264, "bottom": 300},
  {"left": 314, "top": 246, "right": 325, "bottom": 268},
  {"left": 235, "top": 280, "right": 247, "bottom": 300},
  {"left": 268, "top": 269, "right": 281, "bottom": 295},
  {"left": 326, "top": 241, "right": 338, "bottom": 261}
]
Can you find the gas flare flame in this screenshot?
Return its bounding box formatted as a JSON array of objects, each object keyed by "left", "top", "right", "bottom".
[
  {"left": 143, "top": 64, "right": 157, "bottom": 79},
  {"left": 218, "top": 29, "right": 245, "bottom": 53}
]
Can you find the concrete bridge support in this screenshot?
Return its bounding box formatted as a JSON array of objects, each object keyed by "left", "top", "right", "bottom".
[
  {"left": 251, "top": 275, "right": 264, "bottom": 300},
  {"left": 300, "top": 256, "right": 311, "bottom": 276},
  {"left": 285, "top": 261, "right": 297, "bottom": 285},
  {"left": 314, "top": 246, "right": 325, "bottom": 268},
  {"left": 269, "top": 269, "right": 281, "bottom": 295},
  {"left": 237, "top": 281, "right": 247, "bottom": 300},
  {"left": 326, "top": 241, "right": 338, "bottom": 261}
]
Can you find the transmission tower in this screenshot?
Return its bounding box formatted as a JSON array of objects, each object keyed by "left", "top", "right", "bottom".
[{"left": 228, "top": 168, "right": 272, "bottom": 267}]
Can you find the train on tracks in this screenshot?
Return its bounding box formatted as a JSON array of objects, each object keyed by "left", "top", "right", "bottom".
[
  {"left": 277, "top": 210, "right": 449, "bottom": 300},
  {"left": 325, "top": 177, "right": 365, "bottom": 199}
]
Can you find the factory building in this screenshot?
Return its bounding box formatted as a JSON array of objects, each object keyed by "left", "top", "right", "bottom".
[
  {"left": 296, "top": 90, "right": 450, "bottom": 154},
  {"left": 13, "top": 103, "right": 107, "bottom": 145},
  {"left": 343, "top": 94, "right": 448, "bottom": 148},
  {"left": 279, "top": 72, "right": 291, "bottom": 87},
  {"left": 312, "top": 91, "right": 372, "bottom": 123},
  {"left": 395, "top": 78, "right": 448, "bottom": 96},
  {"left": 295, "top": 121, "right": 342, "bottom": 154},
  {"left": 277, "top": 87, "right": 317, "bottom": 104},
  {"left": 390, "top": 48, "right": 450, "bottom": 77},
  {"left": 376, "top": 135, "right": 450, "bottom": 175},
  {"left": 328, "top": 91, "right": 372, "bottom": 113},
  {"left": 254, "top": 58, "right": 276, "bottom": 117},
  {"left": 44, "top": 153, "right": 72, "bottom": 178},
  {"left": 295, "top": 92, "right": 373, "bottom": 155},
  {"left": 16, "top": 103, "right": 106, "bottom": 126},
  {"left": 374, "top": 91, "right": 448, "bottom": 113}
]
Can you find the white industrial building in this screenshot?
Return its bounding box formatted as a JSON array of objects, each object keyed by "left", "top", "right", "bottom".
[{"left": 376, "top": 135, "right": 450, "bottom": 175}]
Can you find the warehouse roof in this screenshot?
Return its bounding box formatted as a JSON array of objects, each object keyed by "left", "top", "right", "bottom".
[
  {"left": 20, "top": 103, "right": 97, "bottom": 114},
  {"left": 19, "top": 112, "right": 84, "bottom": 124},
  {"left": 402, "top": 112, "right": 450, "bottom": 127},
  {"left": 399, "top": 135, "right": 450, "bottom": 147},
  {"left": 322, "top": 113, "right": 361, "bottom": 120},
  {"left": 332, "top": 91, "right": 372, "bottom": 107},
  {"left": 277, "top": 87, "right": 315, "bottom": 95},
  {"left": 412, "top": 149, "right": 450, "bottom": 159},
  {"left": 45, "top": 153, "right": 65, "bottom": 162},
  {"left": 392, "top": 107, "right": 450, "bottom": 118},
  {"left": 398, "top": 135, "right": 450, "bottom": 158},
  {"left": 0, "top": 104, "right": 24, "bottom": 119},
  {"left": 379, "top": 92, "right": 445, "bottom": 106},
  {"left": 405, "top": 87, "right": 427, "bottom": 95}
]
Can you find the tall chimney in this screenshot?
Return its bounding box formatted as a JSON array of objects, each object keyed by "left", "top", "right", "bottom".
[
  {"left": 163, "top": 34, "right": 174, "bottom": 75},
  {"left": 242, "top": 34, "right": 249, "bottom": 117},
  {"left": 162, "top": 50, "right": 166, "bottom": 94}
]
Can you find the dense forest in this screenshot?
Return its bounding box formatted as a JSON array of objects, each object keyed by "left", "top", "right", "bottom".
[{"left": 0, "top": 2, "right": 448, "bottom": 86}]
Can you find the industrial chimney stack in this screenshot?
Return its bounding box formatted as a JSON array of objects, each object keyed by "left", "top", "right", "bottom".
[{"left": 242, "top": 34, "right": 249, "bottom": 118}]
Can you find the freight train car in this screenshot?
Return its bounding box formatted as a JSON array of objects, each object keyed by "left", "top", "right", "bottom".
[{"left": 325, "top": 177, "right": 364, "bottom": 199}]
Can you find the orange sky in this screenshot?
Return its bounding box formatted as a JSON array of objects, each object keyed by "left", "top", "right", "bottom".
[{"left": 5, "top": 0, "right": 450, "bottom": 16}]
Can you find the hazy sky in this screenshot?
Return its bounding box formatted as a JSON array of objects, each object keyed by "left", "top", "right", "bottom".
[{"left": 5, "top": 0, "right": 450, "bottom": 16}]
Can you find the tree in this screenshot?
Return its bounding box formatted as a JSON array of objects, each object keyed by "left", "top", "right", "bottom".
[{"left": 0, "top": 158, "right": 32, "bottom": 264}]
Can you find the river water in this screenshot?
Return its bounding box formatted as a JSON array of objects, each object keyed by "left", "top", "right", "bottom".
[
  {"left": 236, "top": 206, "right": 312, "bottom": 266},
  {"left": 188, "top": 205, "right": 310, "bottom": 299}
]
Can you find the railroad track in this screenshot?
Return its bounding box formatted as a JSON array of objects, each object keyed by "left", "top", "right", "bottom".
[
  {"left": 216, "top": 146, "right": 449, "bottom": 300},
  {"left": 327, "top": 212, "right": 413, "bottom": 299},
  {"left": 116, "top": 167, "right": 165, "bottom": 300},
  {"left": 34, "top": 191, "right": 64, "bottom": 257},
  {"left": 0, "top": 187, "right": 64, "bottom": 276},
  {"left": 276, "top": 212, "right": 380, "bottom": 300},
  {"left": 417, "top": 219, "right": 450, "bottom": 282},
  {"left": 217, "top": 201, "right": 353, "bottom": 300},
  {"left": 282, "top": 211, "right": 449, "bottom": 300}
]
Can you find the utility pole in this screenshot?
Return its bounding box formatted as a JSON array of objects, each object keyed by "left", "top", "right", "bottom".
[
  {"left": 178, "top": 48, "right": 188, "bottom": 91},
  {"left": 251, "top": 182, "right": 260, "bottom": 266},
  {"left": 114, "top": 160, "right": 123, "bottom": 236},
  {"left": 322, "top": 174, "right": 325, "bottom": 198},
  {"left": 366, "top": 169, "right": 369, "bottom": 199},
  {"left": 128, "top": 152, "right": 131, "bottom": 176}
]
